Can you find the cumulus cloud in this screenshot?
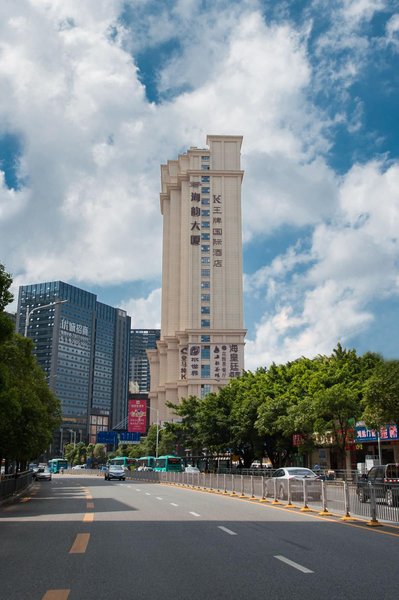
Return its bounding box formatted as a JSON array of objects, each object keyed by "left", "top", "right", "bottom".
[{"left": 121, "top": 288, "right": 161, "bottom": 329}]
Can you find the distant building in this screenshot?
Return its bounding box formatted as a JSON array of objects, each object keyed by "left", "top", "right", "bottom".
[
  {"left": 148, "top": 135, "right": 246, "bottom": 422},
  {"left": 16, "top": 281, "right": 130, "bottom": 452},
  {"left": 129, "top": 329, "right": 160, "bottom": 393}
]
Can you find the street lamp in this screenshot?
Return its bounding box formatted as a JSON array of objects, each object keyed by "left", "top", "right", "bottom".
[
  {"left": 148, "top": 405, "right": 160, "bottom": 459},
  {"left": 24, "top": 299, "right": 68, "bottom": 337},
  {"left": 69, "top": 429, "right": 77, "bottom": 448}
]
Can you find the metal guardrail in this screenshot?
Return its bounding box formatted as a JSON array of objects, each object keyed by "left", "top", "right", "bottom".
[
  {"left": 0, "top": 471, "right": 32, "bottom": 502},
  {"left": 156, "top": 471, "right": 399, "bottom": 525}
]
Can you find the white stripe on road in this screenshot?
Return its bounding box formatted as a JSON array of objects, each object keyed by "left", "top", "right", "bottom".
[
  {"left": 145, "top": 492, "right": 151, "bottom": 496},
  {"left": 189, "top": 511, "right": 200, "bottom": 517},
  {"left": 170, "top": 503, "right": 179, "bottom": 507},
  {"left": 274, "top": 555, "right": 314, "bottom": 574},
  {"left": 218, "top": 526, "right": 237, "bottom": 536},
  {"left": 135, "top": 488, "right": 141, "bottom": 492},
  {"left": 156, "top": 497, "right": 163, "bottom": 500}
]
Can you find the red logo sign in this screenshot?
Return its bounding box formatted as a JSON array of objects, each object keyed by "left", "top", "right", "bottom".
[{"left": 128, "top": 399, "right": 147, "bottom": 433}]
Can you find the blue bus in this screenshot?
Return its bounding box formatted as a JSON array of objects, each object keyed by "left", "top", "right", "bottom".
[
  {"left": 48, "top": 458, "right": 68, "bottom": 473},
  {"left": 153, "top": 455, "right": 183, "bottom": 472}
]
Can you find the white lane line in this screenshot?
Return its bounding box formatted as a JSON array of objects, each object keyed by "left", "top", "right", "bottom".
[
  {"left": 156, "top": 497, "right": 163, "bottom": 500},
  {"left": 145, "top": 492, "right": 151, "bottom": 496},
  {"left": 218, "top": 526, "right": 237, "bottom": 536},
  {"left": 189, "top": 511, "right": 200, "bottom": 517},
  {"left": 135, "top": 488, "right": 141, "bottom": 492},
  {"left": 274, "top": 555, "right": 314, "bottom": 574},
  {"left": 170, "top": 503, "right": 179, "bottom": 507}
]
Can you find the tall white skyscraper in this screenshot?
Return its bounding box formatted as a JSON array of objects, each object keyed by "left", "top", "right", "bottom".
[{"left": 148, "top": 135, "right": 246, "bottom": 422}]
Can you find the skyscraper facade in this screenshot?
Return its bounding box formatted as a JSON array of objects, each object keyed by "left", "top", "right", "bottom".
[
  {"left": 148, "top": 135, "right": 246, "bottom": 422},
  {"left": 129, "top": 329, "right": 160, "bottom": 393},
  {"left": 17, "top": 281, "right": 130, "bottom": 452}
]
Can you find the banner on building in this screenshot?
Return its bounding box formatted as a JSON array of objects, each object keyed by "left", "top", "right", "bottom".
[{"left": 128, "top": 399, "right": 147, "bottom": 433}]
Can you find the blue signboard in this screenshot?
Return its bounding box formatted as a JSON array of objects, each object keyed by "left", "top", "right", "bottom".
[
  {"left": 97, "top": 431, "right": 118, "bottom": 444},
  {"left": 355, "top": 424, "right": 399, "bottom": 443},
  {"left": 119, "top": 432, "right": 141, "bottom": 442}
]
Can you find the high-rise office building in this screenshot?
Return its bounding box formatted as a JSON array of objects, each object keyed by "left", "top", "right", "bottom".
[
  {"left": 129, "top": 329, "right": 160, "bottom": 393},
  {"left": 17, "top": 281, "right": 130, "bottom": 452},
  {"left": 148, "top": 135, "right": 246, "bottom": 422}
]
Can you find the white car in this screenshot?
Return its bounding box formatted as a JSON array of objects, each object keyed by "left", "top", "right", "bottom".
[
  {"left": 72, "top": 464, "right": 86, "bottom": 470},
  {"left": 185, "top": 466, "right": 200, "bottom": 473},
  {"left": 266, "top": 467, "right": 321, "bottom": 500}
]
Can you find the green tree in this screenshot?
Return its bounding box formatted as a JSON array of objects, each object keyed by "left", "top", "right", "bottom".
[{"left": 363, "top": 360, "right": 399, "bottom": 426}]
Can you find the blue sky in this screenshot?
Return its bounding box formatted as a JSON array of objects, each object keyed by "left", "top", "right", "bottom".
[{"left": 1, "top": 0, "right": 399, "bottom": 370}]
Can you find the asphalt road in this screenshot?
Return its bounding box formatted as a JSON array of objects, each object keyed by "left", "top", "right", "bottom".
[{"left": 1, "top": 474, "right": 398, "bottom": 600}]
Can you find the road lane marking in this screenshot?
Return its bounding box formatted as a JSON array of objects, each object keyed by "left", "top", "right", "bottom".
[
  {"left": 135, "top": 488, "right": 141, "bottom": 491},
  {"left": 170, "top": 503, "right": 179, "bottom": 507},
  {"left": 189, "top": 511, "right": 200, "bottom": 517},
  {"left": 86, "top": 501, "right": 94, "bottom": 509},
  {"left": 83, "top": 513, "right": 94, "bottom": 522},
  {"left": 274, "top": 555, "right": 313, "bottom": 573},
  {"left": 69, "top": 533, "right": 90, "bottom": 554},
  {"left": 145, "top": 492, "right": 151, "bottom": 496},
  {"left": 218, "top": 526, "right": 237, "bottom": 536},
  {"left": 42, "top": 590, "right": 70, "bottom": 600},
  {"left": 156, "top": 497, "right": 163, "bottom": 500}
]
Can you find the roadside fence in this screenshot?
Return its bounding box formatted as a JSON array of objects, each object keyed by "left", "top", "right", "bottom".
[{"left": 0, "top": 470, "right": 32, "bottom": 502}]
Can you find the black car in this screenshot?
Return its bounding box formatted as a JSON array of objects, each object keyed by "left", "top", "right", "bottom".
[
  {"left": 104, "top": 465, "right": 126, "bottom": 481},
  {"left": 357, "top": 463, "right": 399, "bottom": 507}
]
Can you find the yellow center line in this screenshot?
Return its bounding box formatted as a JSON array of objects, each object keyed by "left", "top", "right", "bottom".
[
  {"left": 42, "top": 591, "right": 70, "bottom": 600},
  {"left": 83, "top": 512, "right": 94, "bottom": 522},
  {"left": 69, "top": 533, "right": 90, "bottom": 554}
]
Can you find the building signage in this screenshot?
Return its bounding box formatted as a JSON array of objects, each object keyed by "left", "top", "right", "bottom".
[
  {"left": 210, "top": 344, "right": 242, "bottom": 380},
  {"left": 59, "top": 318, "right": 90, "bottom": 350},
  {"left": 355, "top": 424, "right": 399, "bottom": 442},
  {"left": 128, "top": 399, "right": 147, "bottom": 433}
]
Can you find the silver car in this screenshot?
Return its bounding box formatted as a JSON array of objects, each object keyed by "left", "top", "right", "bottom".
[{"left": 266, "top": 467, "right": 321, "bottom": 501}]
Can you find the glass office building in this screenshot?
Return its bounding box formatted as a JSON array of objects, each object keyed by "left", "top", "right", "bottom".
[
  {"left": 17, "top": 281, "right": 130, "bottom": 452},
  {"left": 129, "top": 329, "right": 160, "bottom": 393}
]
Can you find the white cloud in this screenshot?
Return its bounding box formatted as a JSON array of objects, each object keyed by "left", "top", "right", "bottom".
[
  {"left": 245, "top": 158, "right": 399, "bottom": 370},
  {"left": 121, "top": 288, "right": 161, "bottom": 329}
]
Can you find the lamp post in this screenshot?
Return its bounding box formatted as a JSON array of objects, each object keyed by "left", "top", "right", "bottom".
[
  {"left": 24, "top": 299, "right": 68, "bottom": 337},
  {"left": 148, "top": 406, "right": 160, "bottom": 459}
]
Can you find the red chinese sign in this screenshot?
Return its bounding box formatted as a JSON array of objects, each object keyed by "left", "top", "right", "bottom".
[{"left": 128, "top": 399, "right": 147, "bottom": 433}]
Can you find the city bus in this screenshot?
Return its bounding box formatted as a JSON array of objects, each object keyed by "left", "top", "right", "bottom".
[
  {"left": 136, "top": 456, "right": 156, "bottom": 470},
  {"left": 153, "top": 455, "right": 183, "bottom": 472},
  {"left": 108, "top": 456, "right": 137, "bottom": 470},
  {"left": 48, "top": 458, "right": 68, "bottom": 473}
]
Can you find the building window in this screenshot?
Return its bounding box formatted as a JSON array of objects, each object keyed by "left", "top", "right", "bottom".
[
  {"left": 201, "top": 364, "right": 210, "bottom": 378},
  {"left": 201, "top": 335, "right": 210, "bottom": 342},
  {"left": 201, "top": 176, "right": 210, "bottom": 182},
  {"left": 201, "top": 198, "right": 210, "bottom": 206},
  {"left": 201, "top": 245, "right": 210, "bottom": 252},
  {"left": 201, "top": 346, "right": 210, "bottom": 359},
  {"left": 201, "top": 269, "right": 210, "bottom": 277},
  {"left": 201, "top": 209, "right": 210, "bottom": 217},
  {"left": 201, "top": 165, "right": 210, "bottom": 171},
  {"left": 201, "top": 384, "right": 211, "bottom": 398},
  {"left": 201, "top": 294, "right": 210, "bottom": 302},
  {"left": 201, "top": 257, "right": 210, "bottom": 264},
  {"left": 201, "top": 233, "right": 210, "bottom": 240},
  {"left": 201, "top": 281, "right": 210, "bottom": 289},
  {"left": 201, "top": 156, "right": 210, "bottom": 161},
  {"left": 201, "top": 187, "right": 210, "bottom": 194},
  {"left": 201, "top": 319, "right": 210, "bottom": 328},
  {"left": 201, "top": 221, "right": 210, "bottom": 229},
  {"left": 201, "top": 306, "right": 210, "bottom": 314}
]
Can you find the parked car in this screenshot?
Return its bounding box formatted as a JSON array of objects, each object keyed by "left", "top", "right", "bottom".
[
  {"left": 72, "top": 464, "right": 86, "bottom": 470},
  {"left": 185, "top": 466, "right": 200, "bottom": 474},
  {"left": 356, "top": 463, "right": 399, "bottom": 507},
  {"left": 33, "top": 467, "right": 52, "bottom": 481},
  {"left": 104, "top": 465, "right": 126, "bottom": 481},
  {"left": 265, "top": 467, "right": 321, "bottom": 500}
]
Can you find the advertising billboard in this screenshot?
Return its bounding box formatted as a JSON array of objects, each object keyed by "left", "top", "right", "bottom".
[{"left": 128, "top": 399, "right": 147, "bottom": 433}]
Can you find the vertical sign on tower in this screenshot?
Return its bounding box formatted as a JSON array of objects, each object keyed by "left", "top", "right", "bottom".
[{"left": 128, "top": 399, "right": 147, "bottom": 433}]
